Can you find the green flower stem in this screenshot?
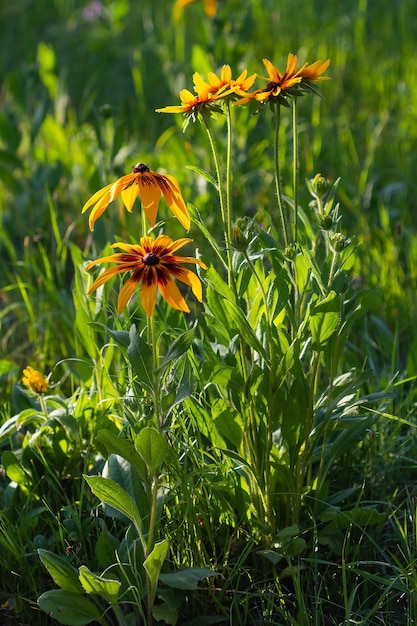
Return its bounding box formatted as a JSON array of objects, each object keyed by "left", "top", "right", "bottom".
[
  {"left": 111, "top": 602, "right": 129, "bottom": 626},
  {"left": 292, "top": 98, "right": 299, "bottom": 243},
  {"left": 274, "top": 105, "right": 290, "bottom": 248},
  {"left": 39, "top": 394, "right": 49, "bottom": 420},
  {"left": 148, "top": 314, "right": 162, "bottom": 431},
  {"left": 327, "top": 247, "right": 338, "bottom": 292},
  {"left": 203, "top": 117, "right": 236, "bottom": 296},
  {"left": 141, "top": 204, "right": 148, "bottom": 238},
  {"left": 146, "top": 475, "right": 159, "bottom": 564},
  {"left": 225, "top": 100, "right": 233, "bottom": 251},
  {"left": 146, "top": 314, "right": 162, "bottom": 626},
  {"left": 294, "top": 349, "right": 321, "bottom": 524},
  {"left": 242, "top": 251, "right": 276, "bottom": 535}
]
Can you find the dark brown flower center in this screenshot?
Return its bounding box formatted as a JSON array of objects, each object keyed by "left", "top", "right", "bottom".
[
  {"left": 132, "top": 162, "right": 150, "bottom": 173},
  {"left": 266, "top": 80, "right": 281, "bottom": 91},
  {"left": 143, "top": 252, "right": 160, "bottom": 266}
]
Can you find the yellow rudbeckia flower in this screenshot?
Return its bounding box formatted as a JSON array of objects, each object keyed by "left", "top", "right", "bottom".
[
  {"left": 87, "top": 235, "right": 207, "bottom": 317},
  {"left": 82, "top": 163, "right": 190, "bottom": 231},
  {"left": 22, "top": 366, "right": 49, "bottom": 394}
]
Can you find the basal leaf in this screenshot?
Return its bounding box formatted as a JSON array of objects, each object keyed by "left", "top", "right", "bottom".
[
  {"left": 2, "top": 450, "right": 31, "bottom": 488},
  {"left": 135, "top": 427, "right": 168, "bottom": 476},
  {"left": 89, "top": 322, "right": 130, "bottom": 348},
  {"left": 84, "top": 475, "right": 143, "bottom": 537},
  {"left": 96, "top": 429, "right": 146, "bottom": 480},
  {"left": 144, "top": 539, "right": 169, "bottom": 604},
  {"left": 157, "top": 327, "right": 195, "bottom": 373},
  {"left": 309, "top": 291, "right": 340, "bottom": 349},
  {"left": 38, "top": 549, "right": 83, "bottom": 595},
  {"left": 127, "top": 324, "right": 154, "bottom": 392},
  {"left": 158, "top": 567, "right": 217, "bottom": 591},
  {"left": 37, "top": 590, "right": 105, "bottom": 625},
  {"left": 79, "top": 565, "right": 121, "bottom": 603}
]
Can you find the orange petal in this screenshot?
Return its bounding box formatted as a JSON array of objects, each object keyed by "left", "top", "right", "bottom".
[
  {"left": 255, "top": 90, "right": 274, "bottom": 102},
  {"left": 161, "top": 176, "right": 190, "bottom": 229},
  {"left": 121, "top": 184, "right": 139, "bottom": 212},
  {"left": 137, "top": 180, "right": 161, "bottom": 226},
  {"left": 285, "top": 53, "right": 298, "bottom": 77},
  {"left": 87, "top": 266, "right": 123, "bottom": 294},
  {"left": 159, "top": 278, "right": 190, "bottom": 313},
  {"left": 88, "top": 191, "right": 112, "bottom": 230},
  {"left": 82, "top": 182, "right": 113, "bottom": 213},
  {"left": 155, "top": 104, "right": 189, "bottom": 113},
  {"left": 117, "top": 278, "right": 139, "bottom": 313},
  {"left": 164, "top": 237, "right": 193, "bottom": 253},
  {"left": 140, "top": 280, "right": 158, "bottom": 317},
  {"left": 302, "top": 59, "right": 331, "bottom": 80},
  {"left": 175, "top": 267, "right": 203, "bottom": 301},
  {"left": 193, "top": 73, "right": 211, "bottom": 99},
  {"left": 173, "top": 256, "right": 207, "bottom": 269},
  {"left": 86, "top": 253, "right": 128, "bottom": 270},
  {"left": 220, "top": 64, "right": 232, "bottom": 83},
  {"left": 263, "top": 58, "right": 281, "bottom": 81},
  {"left": 108, "top": 178, "right": 129, "bottom": 202}
]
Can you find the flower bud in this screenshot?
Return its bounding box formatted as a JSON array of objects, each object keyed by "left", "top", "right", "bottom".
[
  {"left": 231, "top": 225, "right": 248, "bottom": 251},
  {"left": 331, "top": 233, "right": 351, "bottom": 252},
  {"left": 308, "top": 173, "right": 330, "bottom": 199},
  {"left": 320, "top": 215, "right": 334, "bottom": 231}
]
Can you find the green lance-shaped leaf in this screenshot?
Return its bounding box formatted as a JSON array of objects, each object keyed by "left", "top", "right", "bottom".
[
  {"left": 2, "top": 450, "right": 32, "bottom": 488},
  {"left": 89, "top": 322, "right": 130, "bottom": 348},
  {"left": 152, "top": 602, "right": 178, "bottom": 626},
  {"left": 144, "top": 539, "right": 169, "bottom": 606},
  {"left": 321, "top": 506, "right": 386, "bottom": 531},
  {"left": 281, "top": 375, "right": 310, "bottom": 468},
  {"left": 309, "top": 291, "right": 340, "bottom": 350},
  {"left": 156, "top": 327, "right": 195, "bottom": 373},
  {"left": 38, "top": 549, "right": 84, "bottom": 595},
  {"left": 135, "top": 427, "right": 169, "bottom": 476},
  {"left": 79, "top": 565, "right": 121, "bottom": 604},
  {"left": 327, "top": 289, "right": 375, "bottom": 371},
  {"left": 158, "top": 566, "right": 218, "bottom": 590},
  {"left": 96, "top": 428, "right": 147, "bottom": 481},
  {"left": 37, "top": 590, "right": 105, "bottom": 625},
  {"left": 127, "top": 324, "right": 154, "bottom": 392},
  {"left": 84, "top": 475, "right": 144, "bottom": 543}
]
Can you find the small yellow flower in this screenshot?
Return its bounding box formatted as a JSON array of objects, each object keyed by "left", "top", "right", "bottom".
[
  {"left": 87, "top": 235, "right": 207, "bottom": 317},
  {"left": 296, "top": 58, "right": 331, "bottom": 83},
  {"left": 236, "top": 54, "right": 330, "bottom": 106},
  {"left": 22, "top": 366, "right": 49, "bottom": 394},
  {"left": 207, "top": 65, "right": 257, "bottom": 100},
  {"left": 156, "top": 72, "right": 222, "bottom": 127},
  {"left": 173, "top": 0, "right": 217, "bottom": 20},
  {"left": 82, "top": 163, "right": 190, "bottom": 231}
]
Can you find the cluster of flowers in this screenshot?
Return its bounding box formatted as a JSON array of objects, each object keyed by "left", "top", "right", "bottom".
[
  {"left": 156, "top": 54, "right": 330, "bottom": 123},
  {"left": 81, "top": 54, "right": 329, "bottom": 311},
  {"left": 22, "top": 54, "right": 329, "bottom": 391}
]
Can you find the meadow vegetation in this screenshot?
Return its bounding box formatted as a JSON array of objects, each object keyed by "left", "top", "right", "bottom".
[{"left": 1, "top": 1, "right": 417, "bottom": 624}]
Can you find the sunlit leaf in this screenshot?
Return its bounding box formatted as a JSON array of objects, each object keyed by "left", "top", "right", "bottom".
[
  {"left": 38, "top": 549, "right": 83, "bottom": 595},
  {"left": 37, "top": 590, "right": 105, "bottom": 625}
]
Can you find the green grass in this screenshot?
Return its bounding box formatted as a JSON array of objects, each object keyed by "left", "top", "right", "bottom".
[{"left": 1, "top": 0, "right": 417, "bottom": 624}]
